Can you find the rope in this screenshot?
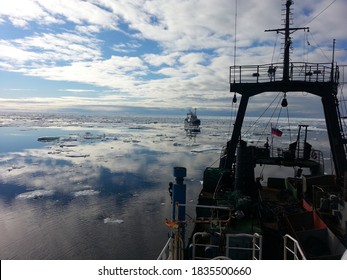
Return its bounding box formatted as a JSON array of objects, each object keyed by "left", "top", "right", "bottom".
[
  {"left": 275, "top": 105, "right": 283, "bottom": 128},
  {"left": 230, "top": 0, "right": 238, "bottom": 138},
  {"left": 271, "top": 32, "right": 279, "bottom": 64},
  {"left": 303, "top": 0, "right": 337, "bottom": 26},
  {"left": 339, "top": 67, "right": 346, "bottom": 124},
  {"left": 268, "top": 94, "right": 283, "bottom": 137},
  {"left": 285, "top": 105, "right": 292, "bottom": 143},
  {"left": 242, "top": 92, "right": 282, "bottom": 145},
  {"left": 308, "top": 32, "right": 330, "bottom": 62},
  {"left": 233, "top": 0, "right": 238, "bottom": 83},
  {"left": 303, "top": 29, "right": 309, "bottom": 63},
  {"left": 213, "top": 0, "right": 239, "bottom": 168}
]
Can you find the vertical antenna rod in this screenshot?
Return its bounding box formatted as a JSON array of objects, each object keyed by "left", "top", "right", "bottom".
[
  {"left": 265, "top": 0, "right": 309, "bottom": 81},
  {"left": 331, "top": 38, "right": 336, "bottom": 82},
  {"left": 283, "top": 0, "right": 292, "bottom": 81}
]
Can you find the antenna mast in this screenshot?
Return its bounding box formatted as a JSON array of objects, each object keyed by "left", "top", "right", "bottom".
[{"left": 265, "top": 0, "right": 309, "bottom": 81}]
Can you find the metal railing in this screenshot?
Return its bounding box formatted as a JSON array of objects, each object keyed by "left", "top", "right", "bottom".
[
  {"left": 230, "top": 62, "right": 339, "bottom": 84},
  {"left": 283, "top": 234, "right": 306, "bottom": 260},
  {"left": 192, "top": 232, "right": 263, "bottom": 260},
  {"left": 157, "top": 237, "right": 173, "bottom": 260},
  {"left": 159, "top": 233, "right": 305, "bottom": 260},
  {"left": 157, "top": 235, "right": 184, "bottom": 260},
  {"left": 225, "top": 233, "right": 263, "bottom": 260}
]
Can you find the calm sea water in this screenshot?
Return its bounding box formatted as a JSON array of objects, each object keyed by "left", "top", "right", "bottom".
[{"left": 0, "top": 113, "right": 330, "bottom": 259}]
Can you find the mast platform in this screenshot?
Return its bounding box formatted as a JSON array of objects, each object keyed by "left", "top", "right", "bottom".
[{"left": 229, "top": 62, "right": 339, "bottom": 96}]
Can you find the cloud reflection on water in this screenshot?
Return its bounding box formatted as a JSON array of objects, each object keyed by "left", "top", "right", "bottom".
[
  {"left": 0, "top": 113, "right": 331, "bottom": 259},
  {"left": 0, "top": 114, "right": 224, "bottom": 259}
]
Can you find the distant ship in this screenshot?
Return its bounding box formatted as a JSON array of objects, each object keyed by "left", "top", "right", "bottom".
[
  {"left": 159, "top": 0, "right": 347, "bottom": 260},
  {"left": 184, "top": 108, "right": 201, "bottom": 133}
]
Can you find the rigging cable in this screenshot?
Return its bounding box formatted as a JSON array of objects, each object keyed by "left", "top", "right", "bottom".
[
  {"left": 271, "top": 32, "right": 279, "bottom": 64},
  {"left": 222, "top": 0, "right": 239, "bottom": 161},
  {"left": 338, "top": 66, "right": 347, "bottom": 136},
  {"left": 242, "top": 92, "right": 282, "bottom": 145},
  {"left": 285, "top": 104, "right": 292, "bottom": 143},
  {"left": 303, "top": 0, "right": 337, "bottom": 26},
  {"left": 227, "top": 0, "right": 239, "bottom": 139},
  {"left": 302, "top": 0, "right": 337, "bottom": 62},
  {"left": 231, "top": 0, "right": 238, "bottom": 106},
  {"left": 218, "top": 0, "right": 239, "bottom": 168},
  {"left": 308, "top": 33, "right": 331, "bottom": 62},
  {"left": 303, "top": 28, "right": 309, "bottom": 63},
  {"left": 233, "top": 0, "right": 238, "bottom": 83}
]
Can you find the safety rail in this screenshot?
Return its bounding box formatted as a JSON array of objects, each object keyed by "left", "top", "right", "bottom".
[
  {"left": 157, "top": 237, "right": 173, "bottom": 260},
  {"left": 230, "top": 62, "right": 339, "bottom": 84},
  {"left": 226, "top": 233, "right": 262, "bottom": 260},
  {"left": 159, "top": 233, "right": 304, "bottom": 260},
  {"left": 274, "top": 146, "right": 324, "bottom": 164},
  {"left": 283, "top": 234, "right": 306, "bottom": 260},
  {"left": 157, "top": 235, "right": 184, "bottom": 260},
  {"left": 192, "top": 232, "right": 262, "bottom": 260}
]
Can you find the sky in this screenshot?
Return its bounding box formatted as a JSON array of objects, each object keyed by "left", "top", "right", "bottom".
[{"left": 0, "top": 0, "right": 346, "bottom": 117}]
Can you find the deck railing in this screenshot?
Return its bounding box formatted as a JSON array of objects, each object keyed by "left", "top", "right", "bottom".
[
  {"left": 192, "top": 232, "right": 262, "bottom": 260},
  {"left": 157, "top": 237, "right": 173, "bottom": 260},
  {"left": 283, "top": 234, "right": 306, "bottom": 260},
  {"left": 230, "top": 62, "right": 338, "bottom": 84}
]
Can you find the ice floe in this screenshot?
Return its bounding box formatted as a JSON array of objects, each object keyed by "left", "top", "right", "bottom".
[
  {"left": 16, "top": 190, "right": 55, "bottom": 199},
  {"left": 37, "top": 136, "right": 60, "bottom": 142},
  {"left": 7, "top": 165, "right": 25, "bottom": 172},
  {"left": 191, "top": 145, "right": 221, "bottom": 153},
  {"left": 82, "top": 132, "right": 105, "bottom": 139},
  {"left": 65, "top": 153, "right": 90, "bottom": 158},
  {"left": 73, "top": 189, "right": 100, "bottom": 197},
  {"left": 103, "top": 218, "right": 124, "bottom": 224}
]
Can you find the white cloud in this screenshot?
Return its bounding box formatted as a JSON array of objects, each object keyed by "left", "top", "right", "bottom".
[
  {"left": 38, "top": 0, "right": 118, "bottom": 29},
  {"left": 0, "top": 0, "right": 346, "bottom": 114},
  {"left": 111, "top": 41, "right": 142, "bottom": 53},
  {"left": 22, "top": 55, "right": 147, "bottom": 91},
  {"left": 0, "top": 0, "right": 57, "bottom": 27},
  {"left": 58, "top": 89, "right": 97, "bottom": 93},
  {"left": 0, "top": 0, "right": 118, "bottom": 29}
]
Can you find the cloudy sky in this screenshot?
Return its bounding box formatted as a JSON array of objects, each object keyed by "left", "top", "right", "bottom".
[{"left": 0, "top": 0, "right": 346, "bottom": 116}]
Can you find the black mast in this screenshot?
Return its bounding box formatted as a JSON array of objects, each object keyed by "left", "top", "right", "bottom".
[
  {"left": 225, "top": 0, "right": 347, "bottom": 182},
  {"left": 264, "top": 0, "right": 308, "bottom": 81}
]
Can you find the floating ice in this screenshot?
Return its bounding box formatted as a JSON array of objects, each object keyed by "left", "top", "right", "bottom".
[
  {"left": 7, "top": 165, "right": 25, "bottom": 172},
  {"left": 82, "top": 132, "right": 105, "bottom": 139},
  {"left": 48, "top": 150, "right": 62, "bottom": 155},
  {"left": 59, "top": 136, "right": 78, "bottom": 142},
  {"left": 128, "top": 125, "right": 151, "bottom": 130},
  {"left": 103, "top": 218, "right": 124, "bottom": 224},
  {"left": 65, "top": 153, "right": 90, "bottom": 158},
  {"left": 73, "top": 190, "right": 100, "bottom": 197},
  {"left": 16, "top": 190, "right": 55, "bottom": 199},
  {"left": 37, "top": 136, "right": 60, "bottom": 142},
  {"left": 59, "top": 143, "right": 78, "bottom": 147},
  {"left": 191, "top": 145, "right": 220, "bottom": 153},
  {"left": 185, "top": 143, "right": 200, "bottom": 147}
]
